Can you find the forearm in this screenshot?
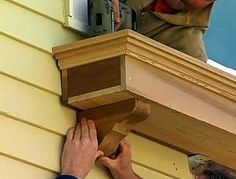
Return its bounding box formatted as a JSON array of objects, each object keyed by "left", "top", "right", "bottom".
[{"left": 113, "top": 0, "right": 121, "bottom": 23}]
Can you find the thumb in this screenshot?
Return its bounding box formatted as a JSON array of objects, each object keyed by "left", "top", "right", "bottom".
[
  {"left": 99, "top": 156, "right": 116, "bottom": 169},
  {"left": 95, "top": 150, "right": 104, "bottom": 159}
]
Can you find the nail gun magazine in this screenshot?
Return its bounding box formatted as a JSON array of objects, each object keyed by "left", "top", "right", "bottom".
[{"left": 88, "top": 0, "right": 137, "bottom": 36}]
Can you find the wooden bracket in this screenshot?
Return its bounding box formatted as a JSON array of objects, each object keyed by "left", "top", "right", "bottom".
[{"left": 78, "top": 99, "right": 150, "bottom": 156}]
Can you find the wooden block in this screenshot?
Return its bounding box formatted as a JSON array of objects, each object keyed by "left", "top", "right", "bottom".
[{"left": 53, "top": 29, "right": 236, "bottom": 170}]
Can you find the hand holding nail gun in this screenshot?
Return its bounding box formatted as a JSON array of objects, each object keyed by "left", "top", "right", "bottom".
[
  {"left": 89, "top": 0, "right": 215, "bottom": 62},
  {"left": 89, "top": 0, "right": 137, "bottom": 36},
  {"left": 111, "top": 0, "right": 213, "bottom": 32}
]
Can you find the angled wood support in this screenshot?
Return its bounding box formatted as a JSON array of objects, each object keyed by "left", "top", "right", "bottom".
[{"left": 78, "top": 99, "right": 150, "bottom": 156}]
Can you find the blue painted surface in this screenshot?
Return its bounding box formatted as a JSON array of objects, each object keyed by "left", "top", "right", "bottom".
[{"left": 204, "top": 0, "right": 236, "bottom": 69}]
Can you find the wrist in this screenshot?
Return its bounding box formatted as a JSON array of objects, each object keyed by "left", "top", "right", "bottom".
[
  {"left": 114, "top": 168, "right": 137, "bottom": 179},
  {"left": 60, "top": 170, "right": 84, "bottom": 179},
  {"left": 56, "top": 175, "right": 79, "bottom": 179}
]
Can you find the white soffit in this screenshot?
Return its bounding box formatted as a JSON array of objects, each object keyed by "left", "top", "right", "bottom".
[{"left": 207, "top": 59, "right": 236, "bottom": 77}]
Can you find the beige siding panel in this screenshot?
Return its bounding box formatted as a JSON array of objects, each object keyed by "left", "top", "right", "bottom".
[
  {"left": 0, "top": 155, "right": 56, "bottom": 179},
  {"left": 87, "top": 163, "right": 113, "bottom": 179},
  {"left": 0, "top": 1, "right": 81, "bottom": 53},
  {"left": 128, "top": 134, "right": 193, "bottom": 179},
  {"left": 0, "top": 114, "right": 63, "bottom": 171},
  {"left": 0, "top": 114, "right": 192, "bottom": 177},
  {"left": 0, "top": 114, "right": 112, "bottom": 178},
  {"left": 0, "top": 35, "right": 61, "bottom": 95},
  {"left": 9, "top": 0, "right": 64, "bottom": 22},
  {"left": 133, "top": 164, "right": 174, "bottom": 179},
  {"left": 0, "top": 74, "right": 76, "bottom": 134},
  {"left": 0, "top": 154, "right": 176, "bottom": 179},
  {"left": 90, "top": 163, "right": 175, "bottom": 179}
]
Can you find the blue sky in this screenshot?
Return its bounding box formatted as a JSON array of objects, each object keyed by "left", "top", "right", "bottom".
[{"left": 204, "top": 0, "right": 236, "bottom": 69}]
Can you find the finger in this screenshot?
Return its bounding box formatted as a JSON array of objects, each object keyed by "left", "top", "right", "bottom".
[
  {"left": 81, "top": 118, "right": 89, "bottom": 139},
  {"left": 73, "top": 122, "right": 81, "bottom": 139},
  {"left": 95, "top": 150, "right": 104, "bottom": 159},
  {"left": 66, "top": 127, "right": 75, "bottom": 141},
  {"left": 88, "top": 120, "right": 98, "bottom": 143},
  {"left": 119, "top": 139, "right": 131, "bottom": 155},
  {"left": 99, "top": 156, "right": 116, "bottom": 169}
]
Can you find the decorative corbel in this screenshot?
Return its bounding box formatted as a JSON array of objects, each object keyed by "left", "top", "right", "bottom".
[{"left": 78, "top": 99, "right": 150, "bottom": 156}]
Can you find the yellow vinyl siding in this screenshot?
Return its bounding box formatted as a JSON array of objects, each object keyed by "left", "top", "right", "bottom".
[
  {"left": 0, "top": 154, "right": 114, "bottom": 179},
  {"left": 8, "top": 0, "right": 64, "bottom": 22},
  {"left": 133, "top": 164, "right": 173, "bottom": 179},
  {"left": 0, "top": 112, "right": 193, "bottom": 178},
  {"left": 0, "top": 35, "right": 61, "bottom": 95},
  {"left": 0, "top": 1, "right": 193, "bottom": 178},
  {"left": 0, "top": 1, "right": 81, "bottom": 53},
  {"left": 0, "top": 114, "right": 62, "bottom": 171},
  {"left": 0, "top": 155, "right": 56, "bottom": 179},
  {"left": 0, "top": 74, "right": 76, "bottom": 134},
  {"left": 129, "top": 134, "right": 193, "bottom": 179}
]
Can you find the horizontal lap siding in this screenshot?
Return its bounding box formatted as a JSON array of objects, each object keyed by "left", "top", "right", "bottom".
[
  {"left": 133, "top": 164, "right": 173, "bottom": 179},
  {"left": 0, "top": 1, "right": 193, "bottom": 178},
  {"left": 0, "top": 1, "right": 81, "bottom": 53},
  {"left": 0, "top": 114, "right": 62, "bottom": 172},
  {"left": 0, "top": 74, "right": 76, "bottom": 134},
  {"left": 129, "top": 134, "right": 193, "bottom": 179},
  {"left": 0, "top": 35, "right": 61, "bottom": 95},
  {"left": 0, "top": 114, "right": 191, "bottom": 178},
  {"left": 0, "top": 114, "right": 176, "bottom": 178},
  {"left": 8, "top": 0, "right": 64, "bottom": 22},
  {"left": 0, "top": 155, "right": 56, "bottom": 179}
]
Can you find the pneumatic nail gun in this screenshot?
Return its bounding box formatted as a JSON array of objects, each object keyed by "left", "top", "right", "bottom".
[{"left": 88, "top": 0, "right": 137, "bottom": 36}]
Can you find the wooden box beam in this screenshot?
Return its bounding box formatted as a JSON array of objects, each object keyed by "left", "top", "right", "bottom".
[{"left": 53, "top": 30, "right": 236, "bottom": 170}]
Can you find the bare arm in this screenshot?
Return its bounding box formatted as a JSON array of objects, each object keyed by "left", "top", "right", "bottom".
[
  {"left": 60, "top": 118, "right": 104, "bottom": 179},
  {"left": 99, "top": 140, "right": 142, "bottom": 179}
]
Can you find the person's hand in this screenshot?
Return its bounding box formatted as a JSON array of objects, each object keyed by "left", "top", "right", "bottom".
[
  {"left": 60, "top": 118, "right": 104, "bottom": 179},
  {"left": 99, "top": 140, "right": 142, "bottom": 179},
  {"left": 115, "top": 18, "right": 123, "bottom": 31}
]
